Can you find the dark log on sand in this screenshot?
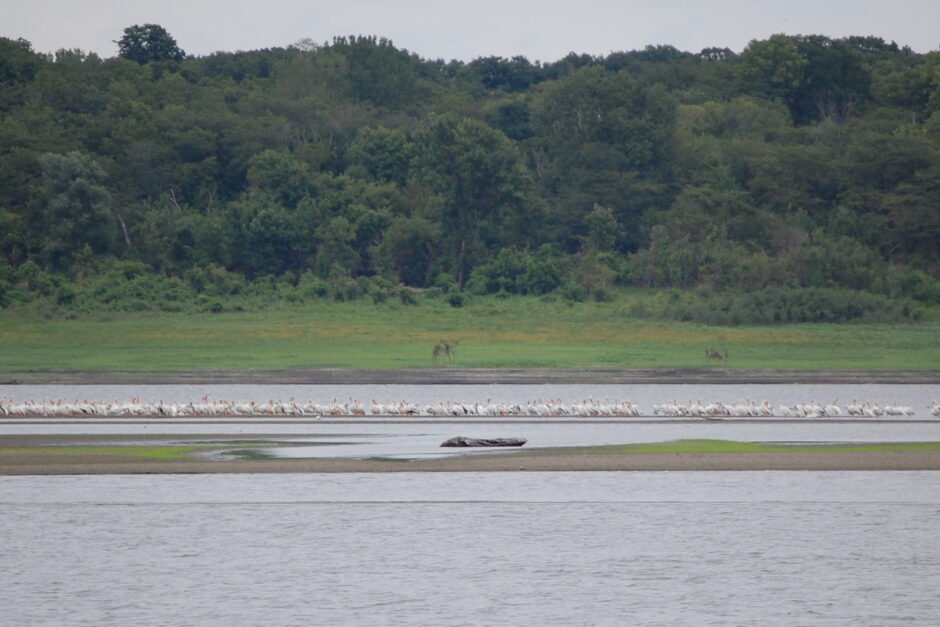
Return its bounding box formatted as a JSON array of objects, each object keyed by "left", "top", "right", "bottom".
[{"left": 441, "top": 436, "right": 527, "bottom": 447}]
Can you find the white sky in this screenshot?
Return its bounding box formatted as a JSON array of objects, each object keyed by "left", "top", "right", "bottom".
[{"left": 5, "top": 0, "right": 939, "bottom": 62}]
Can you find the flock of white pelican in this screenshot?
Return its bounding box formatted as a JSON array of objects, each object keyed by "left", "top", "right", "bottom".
[
  {"left": 1, "top": 396, "right": 937, "bottom": 418},
  {"left": 653, "top": 399, "right": 922, "bottom": 418}
]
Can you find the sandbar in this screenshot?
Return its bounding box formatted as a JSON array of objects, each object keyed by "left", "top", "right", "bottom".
[{"left": 2, "top": 434, "right": 939, "bottom": 474}]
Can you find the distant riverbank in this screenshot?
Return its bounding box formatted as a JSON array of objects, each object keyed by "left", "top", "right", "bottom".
[{"left": 3, "top": 367, "right": 940, "bottom": 385}]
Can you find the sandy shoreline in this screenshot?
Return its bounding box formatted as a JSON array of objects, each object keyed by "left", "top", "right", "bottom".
[
  {"left": 4, "top": 450, "right": 940, "bottom": 474},
  {"left": 3, "top": 367, "right": 940, "bottom": 385},
  {"left": 2, "top": 434, "right": 939, "bottom": 474}
]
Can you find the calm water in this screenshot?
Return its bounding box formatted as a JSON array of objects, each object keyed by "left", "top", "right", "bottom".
[{"left": 2, "top": 472, "right": 939, "bottom": 625}]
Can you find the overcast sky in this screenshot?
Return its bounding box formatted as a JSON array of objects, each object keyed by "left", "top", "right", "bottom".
[{"left": 6, "top": 0, "right": 939, "bottom": 62}]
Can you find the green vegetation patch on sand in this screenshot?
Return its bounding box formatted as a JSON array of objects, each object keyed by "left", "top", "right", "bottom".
[
  {"left": 0, "top": 442, "right": 277, "bottom": 463},
  {"left": 2, "top": 298, "right": 939, "bottom": 372},
  {"left": 0, "top": 445, "right": 215, "bottom": 461},
  {"left": 583, "top": 439, "right": 940, "bottom": 455}
]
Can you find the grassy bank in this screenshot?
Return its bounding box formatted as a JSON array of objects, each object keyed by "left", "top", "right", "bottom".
[{"left": 1, "top": 296, "right": 939, "bottom": 372}]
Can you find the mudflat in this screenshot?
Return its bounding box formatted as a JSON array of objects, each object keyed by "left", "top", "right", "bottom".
[{"left": 2, "top": 434, "right": 939, "bottom": 475}]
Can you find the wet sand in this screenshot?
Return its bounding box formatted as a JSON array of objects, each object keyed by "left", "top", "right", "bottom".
[
  {"left": 2, "top": 435, "right": 939, "bottom": 474},
  {"left": 3, "top": 368, "right": 939, "bottom": 385}
]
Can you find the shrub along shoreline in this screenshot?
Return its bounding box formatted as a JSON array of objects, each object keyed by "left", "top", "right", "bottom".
[{"left": 2, "top": 260, "right": 935, "bottom": 326}]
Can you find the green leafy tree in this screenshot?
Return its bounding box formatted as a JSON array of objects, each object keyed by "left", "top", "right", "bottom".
[
  {"left": 328, "top": 36, "right": 421, "bottom": 108},
  {"left": 535, "top": 67, "right": 675, "bottom": 174},
  {"left": 883, "top": 166, "right": 940, "bottom": 267},
  {"left": 32, "top": 49, "right": 108, "bottom": 115},
  {"left": 315, "top": 215, "right": 360, "bottom": 275},
  {"left": 0, "top": 208, "right": 26, "bottom": 266},
  {"left": 116, "top": 24, "right": 185, "bottom": 64},
  {"left": 465, "top": 55, "right": 539, "bottom": 91},
  {"left": 793, "top": 36, "right": 870, "bottom": 123},
  {"left": 841, "top": 134, "right": 933, "bottom": 192},
  {"left": 247, "top": 150, "right": 316, "bottom": 207},
  {"left": 532, "top": 66, "right": 676, "bottom": 251},
  {"left": 39, "top": 152, "right": 117, "bottom": 270},
  {"left": 213, "top": 195, "right": 318, "bottom": 277},
  {"left": 376, "top": 216, "right": 441, "bottom": 286},
  {"left": 0, "top": 23, "right": 938, "bottom": 313},
  {"left": 0, "top": 37, "right": 45, "bottom": 112},
  {"left": 412, "top": 115, "right": 537, "bottom": 287},
  {"left": 740, "top": 35, "right": 807, "bottom": 105},
  {"left": 583, "top": 204, "right": 618, "bottom": 252},
  {"left": 346, "top": 126, "right": 410, "bottom": 185},
  {"left": 0, "top": 37, "right": 44, "bottom": 84},
  {"left": 741, "top": 34, "right": 871, "bottom": 124},
  {"left": 483, "top": 97, "right": 535, "bottom": 141}
]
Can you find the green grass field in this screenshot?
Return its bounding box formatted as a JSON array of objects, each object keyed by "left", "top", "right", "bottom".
[{"left": 2, "top": 296, "right": 938, "bottom": 372}]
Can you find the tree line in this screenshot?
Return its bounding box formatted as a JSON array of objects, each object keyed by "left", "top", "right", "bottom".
[{"left": 1, "top": 26, "right": 939, "bottom": 321}]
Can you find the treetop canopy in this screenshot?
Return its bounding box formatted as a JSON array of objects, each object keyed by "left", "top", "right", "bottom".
[{"left": 116, "top": 24, "right": 185, "bottom": 64}]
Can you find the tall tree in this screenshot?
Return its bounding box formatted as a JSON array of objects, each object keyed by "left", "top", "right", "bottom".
[
  {"left": 532, "top": 66, "right": 676, "bottom": 251},
  {"left": 412, "top": 115, "right": 536, "bottom": 287},
  {"left": 741, "top": 34, "right": 871, "bottom": 124},
  {"left": 465, "top": 55, "right": 539, "bottom": 91},
  {"left": 39, "top": 152, "right": 117, "bottom": 270},
  {"left": 0, "top": 37, "right": 45, "bottom": 111},
  {"left": 116, "top": 24, "right": 185, "bottom": 64},
  {"left": 327, "top": 36, "right": 421, "bottom": 108},
  {"left": 346, "top": 126, "right": 410, "bottom": 185},
  {"left": 376, "top": 216, "right": 440, "bottom": 286},
  {"left": 740, "top": 35, "right": 807, "bottom": 106}
]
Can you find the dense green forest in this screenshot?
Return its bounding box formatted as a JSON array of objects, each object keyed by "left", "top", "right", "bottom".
[{"left": 2, "top": 25, "right": 940, "bottom": 324}]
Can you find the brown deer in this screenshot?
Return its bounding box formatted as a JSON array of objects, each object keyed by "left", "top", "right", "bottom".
[
  {"left": 705, "top": 348, "right": 728, "bottom": 363},
  {"left": 432, "top": 339, "right": 459, "bottom": 364}
]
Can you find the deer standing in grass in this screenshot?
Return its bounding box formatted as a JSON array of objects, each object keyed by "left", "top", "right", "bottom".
[
  {"left": 432, "top": 339, "right": 459, "bottom": 364},
  {"left": 705, "top": 348, "right": 728, "bottom": 363}
]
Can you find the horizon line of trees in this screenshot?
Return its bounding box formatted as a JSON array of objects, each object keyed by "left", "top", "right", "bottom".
[{"left": 1, "top": 26, "right": 940, "bottom": 321}]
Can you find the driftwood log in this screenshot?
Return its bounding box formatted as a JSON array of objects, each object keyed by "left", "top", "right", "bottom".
[{"left": 440, "top": 436, "right": 527, "bottom": 448}]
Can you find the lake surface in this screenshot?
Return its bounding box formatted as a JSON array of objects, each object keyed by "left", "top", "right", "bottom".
[
  {"left": 2, "top": 471, "right": 939, "bottom": 625},
  {"left": 4, "top": 384, "right": 939, "bottom": 624}
]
